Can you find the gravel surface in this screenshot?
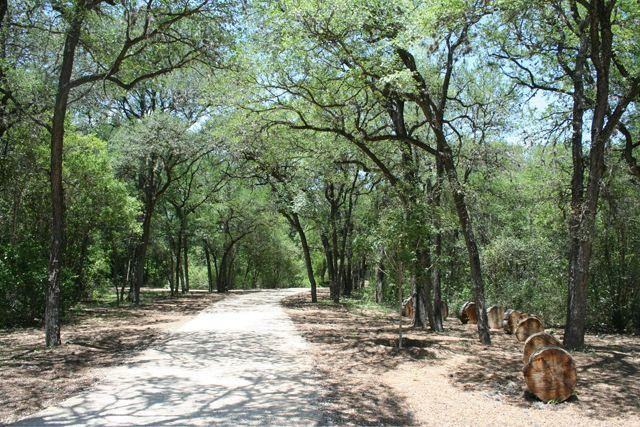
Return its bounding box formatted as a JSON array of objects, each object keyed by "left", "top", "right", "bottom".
[{"left": 15, "top": 289, "right": 321, "bottom": 426}]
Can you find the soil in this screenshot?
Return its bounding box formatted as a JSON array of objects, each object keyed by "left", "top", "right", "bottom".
[
  {"left": 0, "top": 290, "right": 225, "bottom": 425},
  {"left": 282, "top": 290, "right": 640, "bottom": 426}
]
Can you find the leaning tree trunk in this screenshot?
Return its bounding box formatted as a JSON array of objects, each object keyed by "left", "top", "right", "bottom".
[
  {"left": 396, "top": 47, "right": 490, "bottom": 344},
  {"left": 45, "top": 9, "right": 83, "bottom": 346},
  {"left": 287, "top": 213, "right": 317, "bottom": 303},
  {"left": 439, "top": 144, "right": 491, "bottom": 344}
]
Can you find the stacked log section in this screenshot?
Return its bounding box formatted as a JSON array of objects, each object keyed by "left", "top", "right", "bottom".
[
  {"left": 522, "top": 332, "right": 561, "bottom": 364},
  {"left": 523, "top": 346, "right": 577, "bottom": 402},
  {"left": 515, "top": 316, "right": 544, "bottom": 342},
  {"left": 504, "top": 310, "right": 527, "bottom": 334},
  {"left": 459, "top": 302, "right": 477, "bottom": 324},
  {"left": 487, "top": 305, "right": 504, "bottom": 329}
]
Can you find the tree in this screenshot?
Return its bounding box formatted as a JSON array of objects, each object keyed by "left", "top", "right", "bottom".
[
  {"left": 6, "top": 0, "right": 230, "bottom": 346},
  {"left": 495, "top": 0, "right": 640, "bottom": 348},
  {"left": 242, "top": 0, "right": 513, "bottom": 342}
]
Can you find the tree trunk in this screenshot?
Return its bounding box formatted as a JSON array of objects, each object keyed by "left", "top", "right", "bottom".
[
  {"left": 168, "top": 243, "right": 176, "bottom": 295},
  {"left": 414, "top": 246, "right": 435, "bottom": 330},
  {"left": 121, "top": 258, "right": 130, "bottom": 304},
  {"left": 564, "top": 5, "right": 630, "bottom": 349},
  {"left": 565, "top": 35, "right": 589, "bottom": 350},
  {"left": 133, "top": 202, "right": 154, "bottom": 305},
  {"left": 396, "top": 48, "right": 490, "bottom": 344},
  {"left": 319, "top": 259, "right": 327, "bottom": 285},
  {"left": 439, "top": 145, "right": 490, "bottom": 344},
  {"left": 216, "top": 249, "right": 226, "bottom": 293},
  {"left": 397, "top": 260, "right": 404, "bottom": 349},
  {"left": 329, "top": 199, "right": 341, "bottom": 302},
  {"left": 375, "top": 249, "right": 385, "bottom": 304},
  {"left": 175, "top": 233, "right": 183, "bottom": 295},
  {"left": 431, "top": 158, "right": 445, "bottom": 332},
  {"left": 287, "top": 212, "right": 317, "bottom": 303},
  {"left": 45, "top": 8, "right": 84, "bottom": 347},
  {"left": 321, "top": 232, "right": 338, "bottom": 303},
  {"left": 183, "top": 234, "right": 189, "bottom": 293},
  {"left": 344, "top": 228, "right": 353, "bottom": 297},
  {"left": 204, "top": 241, "right": 214, "bottom": 293}
]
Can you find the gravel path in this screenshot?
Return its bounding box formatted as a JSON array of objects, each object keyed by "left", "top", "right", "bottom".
[{"left": 15, "top": 289, "right": 320, "bottom": 426}]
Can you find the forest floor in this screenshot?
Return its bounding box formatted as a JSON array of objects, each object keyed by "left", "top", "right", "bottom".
[
  {"left": 282, "top": 290, "right": 640, "bottom": 426},
  {"left": 0, "top": 289, "right": 224, "bottom": 425}
]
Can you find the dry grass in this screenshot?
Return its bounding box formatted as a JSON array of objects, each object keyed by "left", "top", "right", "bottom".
[
  {"left": 283, "top": 290, "right": 640, "bottom": 426},
  {"left": 0, "top": 290, "right": 224, "bottom": 424}
]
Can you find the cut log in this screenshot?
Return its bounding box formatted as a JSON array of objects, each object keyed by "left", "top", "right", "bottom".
[
  {"left": 441, "top": 301, "right": 449, "bottom": 319},
  {"left": 487, "top": 305, "right": 503, "bottom": 329},
  {"left": 459, "top": 301, "right": 477, "bottom": 324},
  {"left": 504, "top": 310, "right": 527, "bottom": 334},
  {"left": 402, "top": 296, "right": 414, "bottom": 319},
  {"left": 515, "top": 316, "right": 544, "bottom": 342},
  {"left": 522, "top": 346, "right": 577, "bottom": 402},
  {"left": 523, "top": 332, "right": 562, "bottom": 365}
]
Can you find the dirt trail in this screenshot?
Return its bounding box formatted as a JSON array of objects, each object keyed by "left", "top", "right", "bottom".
[{"left": 15, "top": 289, "right": 320, "bottom": 426}]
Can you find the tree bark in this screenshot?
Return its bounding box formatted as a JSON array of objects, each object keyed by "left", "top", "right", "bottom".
[
  {"left": 321, "top": 232, "right": 338, "bottom": 303},
  {"left": 563, "top": 3, "right": 637, "bottom": 349},
  {"left": 168, "top": 242, "right": 176, "bottom": 295},
  {"left": 204, "top": 241, "right": 214, "bottom": 293},
  {"left": 375, "top": 248, "right": 385, "bottom": 304},
  {"left": 45, "top": 6, "right": 84, "bottom": 347},
  {"left": 413, "top": 246, "right": 435, "bottom": 330},
  {"left": 286, "top": 212, "right": 318, "bottom": 303},
  {"left": 175, "top": 233, "right": 182, "bottom": 295},
  {"left": 439, "top": 144, "right": 491, "bottom": 344},
  {"left": 183, "top": 234, "right": 189, "bottom": 293},
  {"left": 396, "top": 47, "right": 491, "bottom": 344},
  {"left": 133, "top": 199, "right": 154, "bottom": 304},
  {"left": 431, "top": 158, "right": 445, "bottom": 332},
  {"left": 565, "top": 32, "right": 589, "bottom": 350}
]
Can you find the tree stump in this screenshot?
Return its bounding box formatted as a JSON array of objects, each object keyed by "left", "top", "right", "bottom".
[
  {"left": 487, "top": 305, "right": 503, "bottom": 329},
  {"left": 402, "top": 296, "right": 414, "bottom": 319},
  {"left": 523, "top": 346, "right": 577, "bottom": 402},
  {"left": 515, "top": 316, "right": 544, "bottom": 342},
  {"left": 523, "top": 332, "right": 562, "bottom": 364},
  {"left": 459, "top": 301, "right": 477, "bottom": 324},
  {"left": 503, "top": 310, "right": 527, "bottom": 334}
]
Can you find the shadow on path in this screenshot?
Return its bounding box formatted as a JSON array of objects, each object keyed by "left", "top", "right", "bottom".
[{"left": 15, "top": 289, "right": 320, "bottom": 426}]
